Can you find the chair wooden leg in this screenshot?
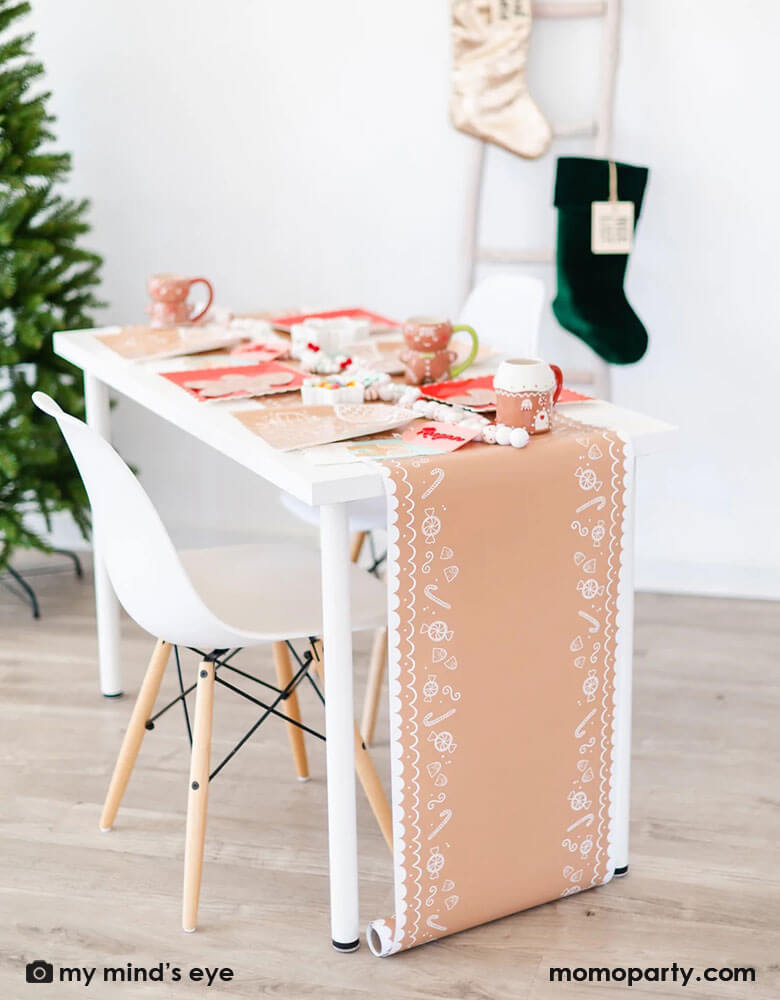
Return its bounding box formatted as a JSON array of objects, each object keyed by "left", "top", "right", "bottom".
[
  {"left": 272, "top": 641, "right": 309, "bottom": 781},
  {"left": 182, "top": 658, "right": 215, "bottom": 933},
  {"left": 99, "top": 639, "right": 172, "bottom": 832},
  {"left": 312, "top": 654, "right": 392, "bottom": 853},
  {"left": 353, "top": 726, "right": 393, "bottom": 851},
  {"left": 349, "top": 530, "right": 367, "bottom": 564},
  {"left": 360, "top": 627, "right": 387, "bottom": 747}
]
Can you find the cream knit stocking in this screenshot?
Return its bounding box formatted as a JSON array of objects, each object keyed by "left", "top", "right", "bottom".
[{"left": 450, "top": 0, "right": 552, "bottom": 159}]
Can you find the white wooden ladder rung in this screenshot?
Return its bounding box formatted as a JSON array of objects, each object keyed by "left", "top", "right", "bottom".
[
  {"left": 553, "top": 121, "right": 597, "bottom": 139},
  {"left": 533, "top": 2, "right": 607, "bottom": 17},
  {"left": 476, "top": 248, "right": 555, "bottom": 266}
]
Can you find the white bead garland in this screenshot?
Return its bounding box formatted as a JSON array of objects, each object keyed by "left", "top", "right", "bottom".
[
  {"left": 495, "top": 424, "right": 512, "bottom": 446},
  {"left": 372, "top": 383, "right": 529, "bottom": 448}
]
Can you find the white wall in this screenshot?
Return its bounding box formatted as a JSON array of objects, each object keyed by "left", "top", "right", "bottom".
[{"left": 28, "top": 0, "right": 780, "bottom": 598}]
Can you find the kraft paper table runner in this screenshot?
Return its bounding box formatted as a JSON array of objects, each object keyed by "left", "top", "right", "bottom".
[{"left": 368, "top": 416, "right": 634, "bottom": 956}]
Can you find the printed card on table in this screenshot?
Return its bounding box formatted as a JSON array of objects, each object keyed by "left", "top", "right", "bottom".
[
  {"left": 232, "top": 403, "right": 414, "bottom": 451},
  {"left": 300, "top": 421, "right": 480, "bottom": 464},
  {"left": 400, "top": 421, "right": 480, "bottom": 454},
  {"left": 161, "top": 362, "right": 304, "bottom": 402},
  {"left": 96, "top": 325, "right": 242, "bottom": 362}
]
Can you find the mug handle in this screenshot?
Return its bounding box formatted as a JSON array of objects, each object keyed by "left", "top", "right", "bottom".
[
  {"left": 188, "top": 277, "right": 214, "bottom": 324},
  {"left": 449, "top": 325, "right": 479, "bottom": 379},
  {"left": 550, "top": 363, "right": 564, "bottom": 404}
]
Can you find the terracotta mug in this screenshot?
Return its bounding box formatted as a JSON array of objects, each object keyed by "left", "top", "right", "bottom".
[
  {"left": 146, "top": 273, "right": 214, "bottom": 328},
  {"left": 400, "top": 316, "right": 479, "bottom": 385},
  {"left": 494, "top": 358, "right": 563, "bottom": 435}
]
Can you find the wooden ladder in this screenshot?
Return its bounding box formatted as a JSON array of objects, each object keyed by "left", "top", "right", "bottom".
[{"left": 461, "top": 0, "right": 622, "bottom": 401}]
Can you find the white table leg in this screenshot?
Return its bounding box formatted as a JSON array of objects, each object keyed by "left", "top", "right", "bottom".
[
  {"left": 319, "top": 502, "right": 360, "bottom": 952},
  {"left": 612, "top": 456, "right": 636, "bottom": 876},
  {"left": 83, "top": 374, "right": 122, "bottom": 697}
]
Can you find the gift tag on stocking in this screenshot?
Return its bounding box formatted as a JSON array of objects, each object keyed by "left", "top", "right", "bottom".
[
  {"left": 591, "top": 200, "right": 634, "bottom": 254},
  {"left": 591, "top": 160, "right": 634, "bottom": 255}
]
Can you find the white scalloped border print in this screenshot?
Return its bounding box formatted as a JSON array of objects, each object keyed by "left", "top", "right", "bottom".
[
  {"left": 367, "top": 462, "right": 413, "bottom": 957},
  {"left": 558, "top": 420, "right": 634, "bottom": 896}
]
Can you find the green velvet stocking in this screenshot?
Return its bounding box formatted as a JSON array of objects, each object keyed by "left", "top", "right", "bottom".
[{"left": 552, "top": 156, "right": 649, "bottom": 365}]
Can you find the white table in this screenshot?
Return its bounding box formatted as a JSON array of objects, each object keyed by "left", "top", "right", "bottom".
[{"left": 54, "top": 327, "right": 676, "bottom": 951}]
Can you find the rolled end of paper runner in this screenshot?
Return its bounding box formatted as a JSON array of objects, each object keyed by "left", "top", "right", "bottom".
[{"left": 366, "top": 919, "right": 396, "bottom": 958}]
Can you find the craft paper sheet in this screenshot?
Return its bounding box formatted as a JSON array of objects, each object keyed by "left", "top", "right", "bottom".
[
  {"left": 232, "top": 403, "right": 415, "bottom": 451},
  {"left": 96, "top": 325, "right": 242, "bottom": 361},
  {"left": 368, "top": 416, "right": 633, "bottom": 956}
]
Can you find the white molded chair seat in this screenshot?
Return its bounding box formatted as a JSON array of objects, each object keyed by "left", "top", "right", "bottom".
[{"left": 178, "top": 541, "right": 384, "bottom": 641}]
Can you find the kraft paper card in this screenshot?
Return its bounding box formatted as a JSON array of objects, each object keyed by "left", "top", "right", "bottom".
[
  {"left": 232, "top": 403, "right": 415, "bottom": 451},
  {"left": 368, "top": 416, "right": 633, "bottom": 956},
  {"left": 96, "top": 325, "right": 242, "bottom": 362},
  {"left": 161, "top": 362, "right": 304, "bottom": 402}
]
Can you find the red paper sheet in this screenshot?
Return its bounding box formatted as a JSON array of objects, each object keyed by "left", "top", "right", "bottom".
[{"left": 161, "top": 362, "right": 304, "bottom": 402}]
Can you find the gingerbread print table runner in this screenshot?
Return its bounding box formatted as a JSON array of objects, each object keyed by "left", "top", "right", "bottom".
[{"left": 368, "top": 416, "right": 633, "bottom": 956}]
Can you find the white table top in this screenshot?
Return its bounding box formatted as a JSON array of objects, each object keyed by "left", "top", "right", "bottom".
[{"left": 54, "top": 328, "right": 677, "bottom": 506}]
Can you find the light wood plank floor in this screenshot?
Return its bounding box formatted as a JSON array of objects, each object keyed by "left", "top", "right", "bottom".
[{"left": 0, "top": 559, "right": 778, "bottom": 998}]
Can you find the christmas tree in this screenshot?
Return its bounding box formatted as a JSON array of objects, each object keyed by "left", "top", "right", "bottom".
[{"left": 0, "top": 0, "right": 103, "bottom": 570}]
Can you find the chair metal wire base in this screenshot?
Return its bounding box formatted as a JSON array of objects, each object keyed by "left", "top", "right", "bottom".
[{"left": 144, "top": 639, "right": 326, "bottom": 782}]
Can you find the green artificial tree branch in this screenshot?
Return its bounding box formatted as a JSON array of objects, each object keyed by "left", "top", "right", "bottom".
[{"left": 0, "top": 0, "right": 104, "bottom": 572}]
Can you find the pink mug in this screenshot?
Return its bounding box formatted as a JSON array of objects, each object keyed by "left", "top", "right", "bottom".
[
  {"left": 146, "top": 273, "right": 214, "bottom": 328},
  {"left": 400, "top": 316, "right": 479, "bottom": 386}
]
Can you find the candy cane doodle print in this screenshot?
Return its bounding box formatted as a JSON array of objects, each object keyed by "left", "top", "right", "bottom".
[
  {"left": 421, "top": 467, "right": 445, "bottom": 500},
  {"left": 424, "top": 584, "right": 452, "bottom": 609},
  {"left": 423, "top": 709, "right": 456, "bottom": 727},
  {"left": 427, "top": 810, "right": 453, "bottom": 840}
]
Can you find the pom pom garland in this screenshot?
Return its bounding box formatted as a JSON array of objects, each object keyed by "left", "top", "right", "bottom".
[{"left": 371, "top": 380, "right": 530, "bottom": 448}]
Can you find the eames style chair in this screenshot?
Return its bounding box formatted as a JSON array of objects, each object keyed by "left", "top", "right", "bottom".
[{"left": 33, "top": 392, "right": 391, "bottom": 933}]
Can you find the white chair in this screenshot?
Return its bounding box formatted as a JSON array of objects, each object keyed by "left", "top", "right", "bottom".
[
  {"left": 459, "top": 272, "right": 544, "bottom": 359},
  {"left": 32, "top": 391, "right": 391, "bottom": 934},
  {"left": 281, "top": 273, "right": 546, "bottom": 744}
]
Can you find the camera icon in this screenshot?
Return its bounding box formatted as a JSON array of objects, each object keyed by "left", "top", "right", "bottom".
[{"left": 26, "top": 960, "right": 54, "bottom": 984}]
